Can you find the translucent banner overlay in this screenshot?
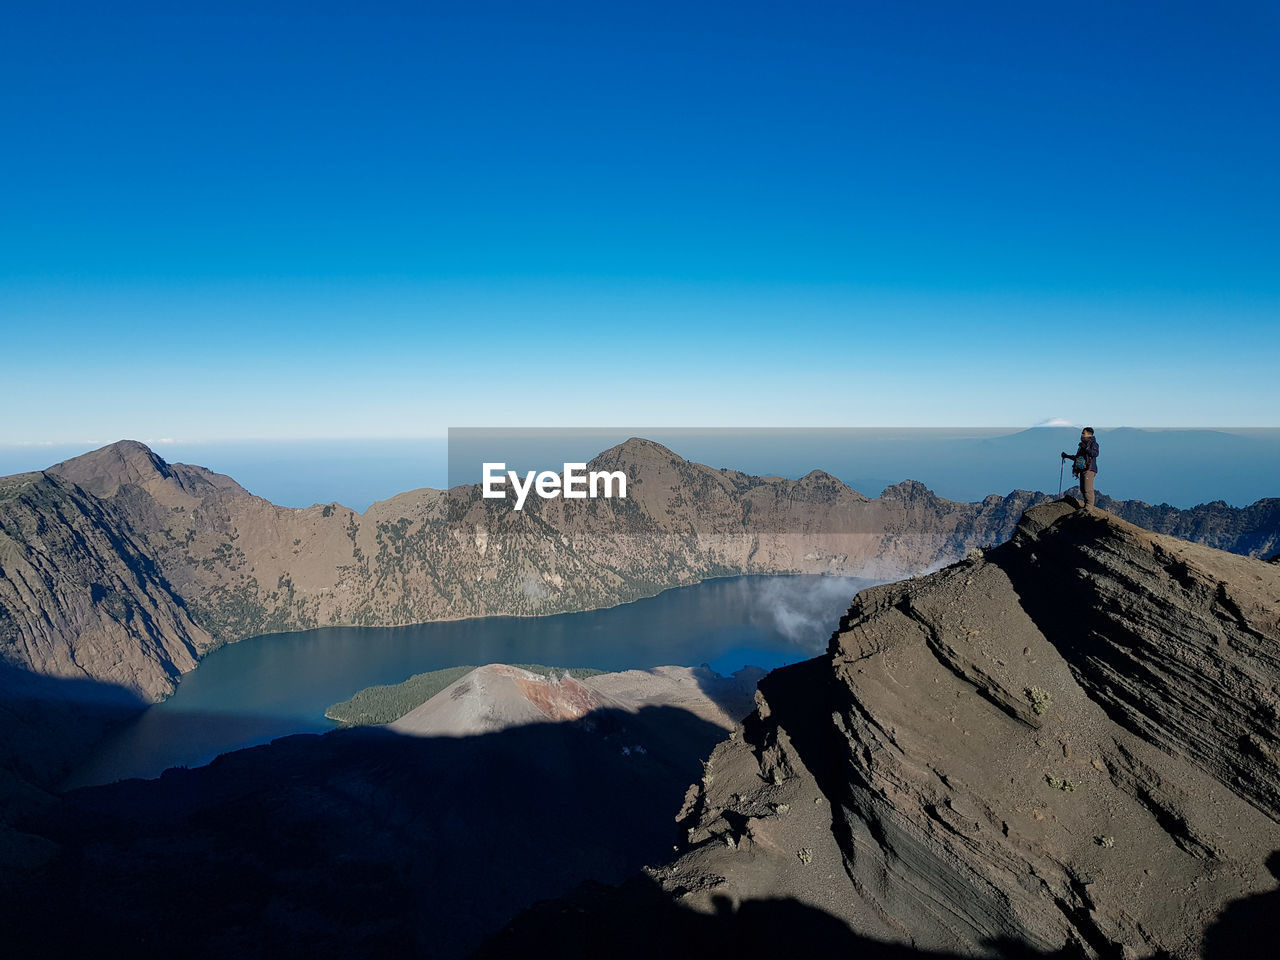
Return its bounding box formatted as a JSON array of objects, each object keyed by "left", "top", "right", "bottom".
[
  {"left": 448, "top": 427, "right": 1280, "bottom": 508},
  {"left": 441, "top": 427, "right": 1280, "bottom": 594}
]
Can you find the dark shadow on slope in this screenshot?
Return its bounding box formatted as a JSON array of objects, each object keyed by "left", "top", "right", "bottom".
[
  {"left": 747, "top": 656, "right": 849, "bottom": 795},
  {"left": 0, "top": 663, "right": 151, "bottom": 895},
  {"left": 2, "top": 702, "right": 729, "bottom": 960},
  {"left": 688, "top": 663, "right": 766, "bottom": 724},
  {"left": 477, "top": 872, "right": 1084, "bottom": 959},
  {"left": 993, "top": 507, "right": 1148, "bottom": 735},
  {"left": 475, "top": 664, "right": 1280, "bottom": 958},
  {"left": 1201, "top": 851, "right": 1280, "bottom": 957},
  {"left": 60, "top": 703, "right": 343, "bottom": 789},
  {"left": 0, "top": 661, "right": 148, "bottom": 792},
  {"left": 995, "top": 504, "right": 1280, "bottom": 820},
  {"left": 0, "top": 662, "right": 316, "bottom": 793}
]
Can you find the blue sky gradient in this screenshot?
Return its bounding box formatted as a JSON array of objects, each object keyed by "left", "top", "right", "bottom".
[{"left": 3, "top": 2, "right": 1277, "bottom": 440}]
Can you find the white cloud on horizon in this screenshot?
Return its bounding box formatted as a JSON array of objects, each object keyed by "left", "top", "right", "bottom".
[{"left": 1033, "top": 417, "right": 1073, "bottom": 427}]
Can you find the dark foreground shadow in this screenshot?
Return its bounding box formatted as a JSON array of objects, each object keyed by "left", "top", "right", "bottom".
[
  {"left": 2, "top": 699, "right": 730, "bottom": 960},
  {"left": 5, "top": 659, "right": 1278, "bottom": 960},
  {"left": 478, "top": 873, "right": 1085, "bottom": 959},
  {"left": 688, "top": 662, "right": 766, "bottom": 724},
  {"left": 1201, "top": 851, "right": 1280, "bottom": 956},
  {"left": 478, "top": 852, "right": 1280, "bottom": 960},
  {"left": 0, "top": 660, "right": 148, "bottom": 789},
  {"left": 0, "top": 664, "right": 149, "bottom": 897}
]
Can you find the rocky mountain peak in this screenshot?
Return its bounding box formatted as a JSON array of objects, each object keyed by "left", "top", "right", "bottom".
[
  {"left": 588, "top": 437, "right": 682, "bottom": 471},
  {"left": 878, "top": 478, "right": 936, "bottom": 501},
  {"left": 46, "top": 440, "right": 174, "bottom": 498},
  {"left": 45, "top": 440, "right": 246, "bottom": 503},
  {"left": 617, "top": 502, "right": 1280, "bottom": 956},
  {"left": 796, "top": 468, "right": 842, "bottom": 486}
]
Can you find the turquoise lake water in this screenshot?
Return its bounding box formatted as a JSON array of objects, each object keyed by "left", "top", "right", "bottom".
[{"left": 68, "top": 574, "right": 875, "bottom": 787}]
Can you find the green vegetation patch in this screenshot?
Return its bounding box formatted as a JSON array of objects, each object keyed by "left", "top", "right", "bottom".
[
  {"left": 1027, "top": 686, "right": 1054, "bottom": 716},
  {"left": 0, "top": 473, "right": 42, "bottom": 500},
  {"left": 326, "top": 663, "right": 606, "bottom": 726},
  {"left": 0, "top": 599, "right": 16, "bottom": 644}
]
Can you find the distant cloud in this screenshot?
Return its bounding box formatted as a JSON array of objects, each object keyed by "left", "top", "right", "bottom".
[
  {"left": 1033, "top": 417, "right": 1073, "bottom": 427},
  {"left": 9, "top": 440, "right": 55, "bottom": 447},
  {"left": 150, "top": 437, "right": 177, "bottom": 445}
]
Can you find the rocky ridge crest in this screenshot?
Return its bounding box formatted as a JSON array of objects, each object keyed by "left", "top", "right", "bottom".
[{"left": 604, "top": 503, "right": 1280, "bottom": 957}]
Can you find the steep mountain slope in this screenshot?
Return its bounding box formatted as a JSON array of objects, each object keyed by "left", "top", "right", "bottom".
[
  {"left": 2, "top": 439, "right": 1276, "bottom": 711},
  {"left": 500, "top": 503, "right": 1280, "bottom": 957},
  {"left": 0, "top": 468, "right": 213, "bottom": 700},
  {"left": 2, "top": 439, "right": 1048, "bottom": 702}
]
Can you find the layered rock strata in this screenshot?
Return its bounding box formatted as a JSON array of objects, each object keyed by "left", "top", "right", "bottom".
[{"left": 584, "top": 503, "right": 1280, "bottom": 957}]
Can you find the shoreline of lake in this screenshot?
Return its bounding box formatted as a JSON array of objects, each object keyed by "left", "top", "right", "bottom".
[{"left": 66, "top": 573, "right": 878, "bottom": 789}]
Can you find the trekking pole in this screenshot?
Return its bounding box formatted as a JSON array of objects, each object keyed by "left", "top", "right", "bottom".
[{"left": 1058, "top": 458, "right": 1064, "bottom": 497}]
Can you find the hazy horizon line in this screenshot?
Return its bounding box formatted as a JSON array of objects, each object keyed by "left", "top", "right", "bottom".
[{"left": 7, "top": 425, "right": 1280, "bottom": 448}]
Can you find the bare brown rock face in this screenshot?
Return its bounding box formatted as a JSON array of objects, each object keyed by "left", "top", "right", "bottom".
[
  {"left": 386, "top": 663, "right": 761, "bottom": 739},
  {"left": 0, "top": 439, "right": 1047, "bottom": 702},
  {"left": 1, "top": 440, "right": 1275, "bottom": 710},
  {"left": 0, "top": 469, "right": 213, "bottom": 700},
  {"left": 1091, "top": 491, "right": 1280, "bottom": 557},
  {"left": 622, "top": 503, "right": 1280, "bottom": 958}
]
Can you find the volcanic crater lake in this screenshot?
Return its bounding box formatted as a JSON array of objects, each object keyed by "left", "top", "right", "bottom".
[{"left": 69, "top": 574, "right": 876, "bottom": 788}]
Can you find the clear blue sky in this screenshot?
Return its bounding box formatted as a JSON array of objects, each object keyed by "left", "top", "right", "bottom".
[{"left": 3, "top": 1, "right": 1277, "bottom": 442}]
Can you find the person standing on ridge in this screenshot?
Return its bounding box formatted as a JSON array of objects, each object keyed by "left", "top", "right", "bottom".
[{"left": 1062, "top": 427, "right": 1100, "bottom": 508}]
